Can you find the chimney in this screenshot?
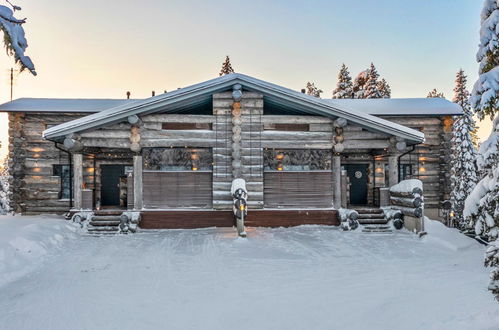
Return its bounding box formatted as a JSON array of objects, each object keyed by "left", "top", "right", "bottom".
[
  {"left": 301, "top": 89, "right": 306, "bottom": 94},
  {"left": 152, "top": 91, "right": 155, "bottom": 97},
  {"left": 126, "top": 91, "right": 131, "bottom": 99}
]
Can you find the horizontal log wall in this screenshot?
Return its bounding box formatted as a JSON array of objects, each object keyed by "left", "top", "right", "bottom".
[
  {"left": 8, "top": 113, "right": 89, "bottom": 214},
  {"left": 380, "top": 116, "right": 452, "bottom": 210}
]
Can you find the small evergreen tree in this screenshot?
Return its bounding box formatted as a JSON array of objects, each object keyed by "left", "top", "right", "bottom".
[
  {"left": 377, "top": 78, "right": 391, "bottom": 98},
  {"left": 332, "top": 64, "right": 354, "bottom": 99},
  {"left": 0, "top": 157, "right": 9, "bottom": 214},
  {"left": 364, "top": 63, "right": 382, "bottom": 99},
  {"left": 219, "top": 55, "right": 234, "bottom": 76},
  {"left": 353, "top": 69, "right": 369, "bottom": 99},
  {"left": 305, "top": 82, "right": 323, "bottom": 97},
  {"left": 427, "top": 89, "right": 445, "bottom": 98},
  {"left": 449, "top": 69, "right": 478, "bottom": 229}
]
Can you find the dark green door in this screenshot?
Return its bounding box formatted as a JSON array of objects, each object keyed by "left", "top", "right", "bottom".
[
  {"left": 101, "top": 165, "right": 125, "bottom": 206},
  {"left": 345, "top": 164, "right": 368, "bottom": 205}
]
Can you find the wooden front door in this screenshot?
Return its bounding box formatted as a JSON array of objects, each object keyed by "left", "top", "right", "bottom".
[
  {"left": 345, "top": 164, "right": 368, "bottom": 205},
  {"left": 101, "top": 165, "right": 125, "bottom": 207}
]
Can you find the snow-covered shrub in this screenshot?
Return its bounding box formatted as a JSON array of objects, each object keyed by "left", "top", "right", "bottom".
[{"left": 332, "top": 64, "right": 353, "bottom": 99}]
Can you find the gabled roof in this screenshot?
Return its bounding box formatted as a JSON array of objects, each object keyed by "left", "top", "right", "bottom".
[
  {"left": 0, "top": 98, "right": 137, "bottom": 113},
  {"left": 328, "top": 98, "right": 462, "bottom": 116},
  {"left": 42, "top": 73, "right": 426, "bottom": 143}
]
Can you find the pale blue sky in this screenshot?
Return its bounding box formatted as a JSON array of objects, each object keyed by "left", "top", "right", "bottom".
[{"left": 0, "top": 0, "right": 487, "bottom": 159}]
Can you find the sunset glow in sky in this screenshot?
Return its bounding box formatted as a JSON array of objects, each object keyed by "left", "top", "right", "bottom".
[{"left": 0, "top": 0, "right": 489, "bottom": 160}]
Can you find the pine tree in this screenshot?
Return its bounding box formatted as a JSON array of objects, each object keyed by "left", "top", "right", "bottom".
[
  {"left": 353, "top": 69, "right": 369, "bottom": 99},
  {"left": 219, "top": 55, "right": 235, "bottom": 76},
  {"left": 377, "top": 78, "right": 391, "bottom": 98},
  {"left": 449, "top": 69, "right": 478, "bottom": 229},
  {"left": 332, "top": 64, "right": 354, "bottom": 99},
  {"left": 427, "top": 89, "right": 445, "bottom": 98},
  {"left": 305, "top": 82, "right": 323, "bottom": 97},
  {"left": 470, "top": 0, "right": 499, "bottom": 120},
  {"left": 364, "top": 63, "right": 382, "bottom": 99}
]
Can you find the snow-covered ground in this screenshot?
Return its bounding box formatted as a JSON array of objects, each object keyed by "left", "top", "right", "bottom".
[{"left": 0, "top": 216, "right": 498, "bottom": 330}]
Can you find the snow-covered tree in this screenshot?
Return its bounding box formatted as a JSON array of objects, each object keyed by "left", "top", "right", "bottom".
[
  {"left": 449, "top": 69, "right": 478, "bottom": 229},
  {"left": 305, "top": 82, "right": 322, "bottom": 97},
  {"left": 0, "top": 2, "right": 35, "bottom": 75},
  {"left": 353, "top": 69, "right": 369, "bottom": 99},
  {"left": 427, "top": 89, "right": 445, "bottom": 98},
  {"left": 219, "top": 55, "right": 234, "bottom": 76},
  {"left": 332, "top": 64, "right": 354, "bottom": 99},
  {"left": 471, "top": 0, "right": 499, "bottom": 121},
  {"left": 377, "top": 78, "right": 391, "bottom": 98},
  {"left": 364, "top": 63, "right": 382, "bottom": 99},
  {"left": 0, "top": 157, "right": 9, "bottom": 214}
]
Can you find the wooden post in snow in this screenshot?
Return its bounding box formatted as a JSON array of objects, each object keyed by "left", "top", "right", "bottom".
[
  {"left": 73, "top": 153, "right": 83, "bottom": 210},
  {"left": 133, "top": 155, "right": 143, "bottom": 210}
]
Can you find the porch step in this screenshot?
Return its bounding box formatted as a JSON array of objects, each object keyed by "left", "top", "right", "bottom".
[
  {"left": 362, "top": 225, "right": 392, "bottom": 233},
  {"left": 87, "top": 214, "right": 122, "bottom": 235},
  {"left": 358, "top": 218, "right": 389, "bottom": 225},
  {"left": 94, "top": 210, "right": 124, "bottom": 216},
  {"left": 355, "top": 208, "right": 383, "bottom": 214},
  {"left": 357, "top": 213, "right": 386, "bottom": 220}
]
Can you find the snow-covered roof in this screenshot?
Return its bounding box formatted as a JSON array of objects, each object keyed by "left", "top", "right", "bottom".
[
  {"left": 326, "top": 98, "right": 462, "bottom": 116},
  {"left": 0, "top": 98, "right": 137, "bottom": 113},
  {"left": 42, "top": 73, "right": 425, "bottom": 144}
]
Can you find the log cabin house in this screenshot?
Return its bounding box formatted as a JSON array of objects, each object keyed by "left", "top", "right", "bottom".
[{"left": 0, "top": 73, "right": 461, "bottom": 230}]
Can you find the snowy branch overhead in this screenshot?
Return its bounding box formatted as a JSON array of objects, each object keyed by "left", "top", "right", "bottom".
[{"left": 0, "top": 4, "right": 35, "bottom": 75}]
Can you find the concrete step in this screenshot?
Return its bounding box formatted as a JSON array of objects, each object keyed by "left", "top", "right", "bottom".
[
  {"left": 355, "top": 208, "right": 383, "bottom": 214},
  {"left": 357, "top": 213, "right": 386, "bottom": 219},
  {"left": 87, "top": 226, "right": 119, "bottom": 232},
  {"left": 362, "top": 225, "right": 392, "bottom": 233}
]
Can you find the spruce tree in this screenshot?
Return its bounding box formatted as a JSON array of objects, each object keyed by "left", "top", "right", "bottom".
[
  {"left": 464, "top": 0, "right": 499, "bottom": 301},
  {"left": 364, "top": 63, "right": 382, "bottom": 99},
  {"left": 449, "top": 69, "right": 478, "bottom": 229},
  {"left": 427, "top": 89, "right": 445, "bottom": 98},
  {"left": 377, "top": 78, "right": 391, "bottom": 98},
  {"left": 353, "top": 69, "right": 369, "bottom": 99},
  {"left": 219, "top": 55, "right": 235, "bottom": 76},
  {"left": 332, "top": 64, "right": 354, "bottom": 99},
  {"left": 471, "top": 0, "right": 499, "bottom": 120},
  {"left": 305, "top": 82, "right": 323, "bottom": 97},
  {"left": 0, "top": 157, "right": 9, "bottom": 214}
]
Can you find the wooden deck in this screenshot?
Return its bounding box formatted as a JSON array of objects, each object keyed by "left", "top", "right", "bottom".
[{"left": 140, "top": 209, "right": 340, "bottom": 229}]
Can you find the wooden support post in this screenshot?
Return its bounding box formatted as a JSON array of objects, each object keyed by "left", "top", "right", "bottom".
[
  {"left": 333, "top": 154, "right": 342, "bottom": 209},
  {"left": 388, "top": 154, "right": 399, "bottom": 187},
  {"left": 73, "top": 153, "right": 83, "bottom": 210},
  {"left": 133, "top": 155, "right": 143, "bottom": 210}
]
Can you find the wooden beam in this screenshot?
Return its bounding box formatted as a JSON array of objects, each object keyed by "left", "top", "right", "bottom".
[
  {"left": 333, "top": 155, "right": 342, "bottom": 208},
  {"left": 73, "top": 153, "right": 83, "bottom": 210},
  {"left": 133, "top": 155, "right": 143, "bottom": 210}
]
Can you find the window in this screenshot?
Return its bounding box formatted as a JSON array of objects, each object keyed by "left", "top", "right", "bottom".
[
  {"left": 264, "top": 149, "right": 331, "bottom": 171},
  {"left": 162, "top": 123, "right": 212, "bottom": 130},
  {"left": 399, "top": 164, "right": 413, "bottom": 181},
  {"left": 143, "top": 148, "right": 213, "bottom": 171},
  {"left": 53, "top": 164, "right": 71, "bottom": 199}
]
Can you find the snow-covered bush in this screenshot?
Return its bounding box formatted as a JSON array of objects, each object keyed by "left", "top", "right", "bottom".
[
  {"left": 449, "top": 70, "right": 478, "bottom": 229},
  {"left": 305, "top": 82, "right": 322, "bottom": 97}
]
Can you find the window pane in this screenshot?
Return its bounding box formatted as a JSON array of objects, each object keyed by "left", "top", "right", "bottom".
[
  {"left": 53, "top": 164, "right": 71, "bottom": 199},
  {"left": 264, "top": 149, "right": 331, "bottom": 171},
  {"left": 143, "top": 148, "right": 213, "bottom": 171}
]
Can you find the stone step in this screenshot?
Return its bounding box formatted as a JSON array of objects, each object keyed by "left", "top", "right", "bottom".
[
  {"left": 357, "top": 213, "right": 386, "bottom": 219},
  {"left": 89, "top": 220, "right": 121, "bottom": 226}
]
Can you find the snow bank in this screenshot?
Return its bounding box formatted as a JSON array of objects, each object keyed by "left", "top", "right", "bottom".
[
  {"left": 422, "top": 217, "right": 478, "bottom": 251},
  {"left": 0, "top": 215, "right": 79, "bottom": 287}
]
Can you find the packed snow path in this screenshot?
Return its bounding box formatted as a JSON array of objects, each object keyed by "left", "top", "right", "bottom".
[{"left": 0, "top": 222, "right": 498, "bottom": 329}]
